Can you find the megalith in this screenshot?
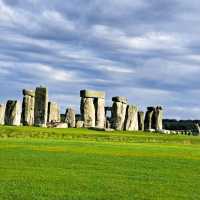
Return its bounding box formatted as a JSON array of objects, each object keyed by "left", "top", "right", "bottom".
[
  {"left": 111, "top": 96, "right": 127, "bottom": 130},
  {"left": 144, "top": 107, "right": 155, "bottom": 130},
  {"left": 0, "top": 104, "right": 5, "bottom": 125},
  {"left": 138, "top": 111, "right": 144, "bottom": 131},
  {"left": 21, "top": 89, "right": 35, "bottom": 126},
  {"left": 47, "top": 102, "right": 60, "bottom": 123},
  {"left": 152, "top": 106, "right": 163, "bottom": 130},
  {"left": 65, "top": 108, "right": 76, "bottom": 128},
  {"left": 124, "top": 105, "right": 138, "bottom": 131},
  {"left": 34, "top": 86, "right": 48, "bottom": 127},
  {"left": 5, "top": 100, "right": 21, "bottom": 126},
  {"left": 80, "top": 90, "right": 105, "bottom": 128}
]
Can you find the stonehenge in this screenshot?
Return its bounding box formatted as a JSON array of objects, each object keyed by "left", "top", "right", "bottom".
[
  {"left": 144, "top": 106, "right": 163, "bottom": 131},
  {"left": 138, "top": 111, "right": 144, "bottom": 131},
  {"left": 48, "top": 102, "right": 60, "bottom": 123},
  {"left": 0, "top": 104, "right": 5, "bottom": 125},
  {"left": 65, "top": 108, "right": 76, "bottom": 128},
  {"left": 34, "top": 87, "right": 48, "bottom": 127},
  {"left": 111, "top": 96, "right": 127, "bottom": 130},
  {"left": 4, "top": 100, "right": 21, "bottom": 126},
  {"left": 80, "top": 90, "right": 105, "bottom": 128},
  {"left": 124, "top": 105, "right": 138, "bottom": 131},
  {"left": 0, "top": 86, "right": 167, "bottom": 134},
  {"left": 21, "top": 89, "right": 35, "bottom": 126}
]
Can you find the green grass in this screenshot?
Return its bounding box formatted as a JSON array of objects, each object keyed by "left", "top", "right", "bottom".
[{"left": 0, "top": 126, "right": 200, "bottom": 200}]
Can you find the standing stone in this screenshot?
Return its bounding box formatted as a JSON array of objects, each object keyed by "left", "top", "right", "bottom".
[
  {"left": 95, "top": 98, "right": 105, "bottom": 128},
  {"left": 47, "top": 102, "right": 60, "bottom": 123},
  {"left": 34, "top": 87, "right": 48, "bottom": 127},
  {"left": 80, "top": 90, "right": 105, "bottom": 128},
  {"left": 5, "top": 100, "right": 21, "bottom": 126},
  {"left": 124, "top": 105, "right": 138, "bottom": 131},
  {"left": 144, "top": 107, "right": 155, "bottom": 130},
  {"left": 65, "top": 108, "right": 76, "bottom": 128},
  {"left": 21, "top": 89, "right": 35, "bottom": 126},
  {"left": 138, "top": 111, "right": 144, "bottom": 131},
  {"left": 81, "top": 98, "right": 95, "bottom": 128},
  {"left": 111, "top": 97, "right": 127, "bottom": 130},
  {"left": 0, "top": 104, "right": 5, "bottom": 125},
  {"left": 152, "top": 106, "right": 163, "bottom": 130}
]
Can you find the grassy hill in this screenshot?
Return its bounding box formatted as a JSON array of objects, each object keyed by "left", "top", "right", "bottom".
[{"left": 0, "top": 126, "right": 200, "bottom": 200}]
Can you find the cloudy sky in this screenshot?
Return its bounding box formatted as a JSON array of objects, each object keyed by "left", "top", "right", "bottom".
[{"left": 1, "top": 0, "right": 200, "bottom": 119}]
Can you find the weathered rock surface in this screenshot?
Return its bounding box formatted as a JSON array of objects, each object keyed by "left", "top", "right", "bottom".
[
  {"left": 0, "top": 104, "right": 5, "bottom": 125},
  {"left": 76, "top": 120, "right": 84, "bottom": 128},
  {"left": 21, "top": 89, "right": 35, "bottom": 126},
  {"left": 47, "top": 122, "right": 68, "bottom": 128},
  {"left": 34, "top": 87, "right": 48, "bottom": 127},
  {"left": 47, "top": 102, "right": 60, "bottom": 123},
  {"left": 81, "top": 98, "right": 95, "bottom": 128},
  {"left": 95, "top": 98, "right": 105, "bottom": 128},
  {"left": 138, "top": 111, "right": 144, "bottom": 131},
  {"left": 65, "top": 108, "right": 76, "bottom": 128},
  {"left": 152, "top": 106, "right": 163, "bottom": 130},
  {"left": 5, "top": 100, "right": 21, "bottom": 126},
  {"left": 112, "top": 96, "right": 128, "bottom": 104},
  {"left": 80, "top": 90, "right": 105, "bottom": 99},
  {"left": 144, "top": 107, "right": 155, "bottom": 130},
  {"left": 124, "top": 105, "right": 138, "bottom": 131},
  {"left": 111, "top": 101, "right": 127, "bottom": 130}
]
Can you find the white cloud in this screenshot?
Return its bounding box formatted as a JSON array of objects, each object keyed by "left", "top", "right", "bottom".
[{"left": 92, "top": 25, "right": 184, "bottom": 51}]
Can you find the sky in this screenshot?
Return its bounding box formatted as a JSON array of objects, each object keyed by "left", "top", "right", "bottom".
[{"left": 0, "top": 0, "right": 200, "bottom": 119}]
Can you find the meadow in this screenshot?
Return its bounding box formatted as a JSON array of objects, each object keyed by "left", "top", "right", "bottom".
[{"left": 0, "top": 126, "right": 200, "bottom": 200}]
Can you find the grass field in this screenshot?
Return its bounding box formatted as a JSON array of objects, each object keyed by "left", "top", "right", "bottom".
[{"left": 0, "top": 126, "right": 200, "bottom": 200}]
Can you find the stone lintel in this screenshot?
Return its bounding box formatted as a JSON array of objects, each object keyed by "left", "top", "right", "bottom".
[
  {"left": 80, "top": 90, "right": 105, "bottom": 99},
  {"left": 147, "top": 106, "right": 156, "bottom": 111},
  {"left": 112, "top": 96, "right": 128, "bottom": 104},
  {"left": 23, "top": 89, "right": 35, "bottom": 97}
]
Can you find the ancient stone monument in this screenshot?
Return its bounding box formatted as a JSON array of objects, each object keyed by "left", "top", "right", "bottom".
[
  {"left": 47, "top": 102, "right": 60, "bottom": 123},
  {"left": 111, "top": 96, "right": 127, "bottom": 130},
  {"left": 34, "top": 87, "right": 48, "bottom": 127},
  {"left": 138, "top": 111, "right": 144, "bottom": 131},
  {"left": 152, "top": 106, "right": 163, "bottom": 130},
  {"left": 65, "top": 108, "right": 76, "bottom": 128},
  {"left": 0, "top": 104, "right": 5, "bottom": 125},
  {"left": 80, "top": 90, "right": 105, "bottom": 128},
  {"left": 4, "top": 100, "right": 21, "bottom": 126},
  {"left": 124, "top": 105, "right": 138, "bottom": 131},
  {"left": 144, "top": 107, "right": 155, "bottom": 130},
  {"left": 21, "top": 89, "right": 35, "bottom": 126}
]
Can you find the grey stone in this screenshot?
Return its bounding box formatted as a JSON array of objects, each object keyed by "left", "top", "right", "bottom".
[
  {"left": 152, "top": 106, "right": 163, "bottom": 130},
  {"left": 124, "top": 105, "right": 138, "bottom": 131},
  {"left": 112, "top": 96, "right": 128, "bottom": 104},
  {"left": 5, "top": 100, "right": 21, "bottom": 126},
  {"left": 76, "top": 120, "right": 84, "bottom": 128},
  {"left": 138, "top": 111, "right": 144, "bottom": 131},
  {"left": 47, "top": 102, "right": 60, "bottom": 123},
  {"left": 0, "top": 104, "right": 5, "bottom": 125},
  {"left": 34, "top": 87, "right": 48, "bottom": 127},
  {"left": 80, "top": 90, "right": 105, "bottom": 99},
  {"left": 65, "top": 108, "right": 76, "bottom": 128},
  {"left": 47, "top": 122, "right": 68, "bottom": 128},
  {"left": 81, "top": 98, "right": 95, "bottom": 128},
  {"left": 194, "top": 123, "right": 200, "bottom": 135},
  {"left": 144, "top": 107, "right": 155, "bottom": 130},
  {"left": 22, "top": 89, "right": 35, "bottom": 97},
  {"left": 21, "top": 89, "right": 35, "bottom": 126},
  {"left": 95, "top": 98, "right": 105, "bottom": 128},
  {"left": 111, "top": 101, "right": 127, "bottom": 130}
]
